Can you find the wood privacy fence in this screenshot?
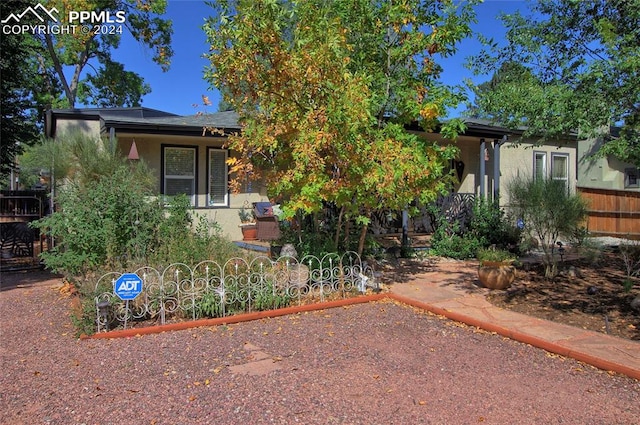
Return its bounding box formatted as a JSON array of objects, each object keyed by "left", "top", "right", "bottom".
[{"left": 577, "top": 187, "right": 640, "bottom": 239}]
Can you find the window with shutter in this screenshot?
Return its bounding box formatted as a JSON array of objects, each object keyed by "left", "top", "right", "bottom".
[
  {"left": 208, "top": 149, "right": 228, "bottom": 206},
  {"left": 162, "top": 146, "right": 196, "bottom": 205}
]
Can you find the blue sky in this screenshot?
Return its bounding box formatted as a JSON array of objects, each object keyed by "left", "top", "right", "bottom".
[{"left": 110, "top": 0, "right": 527, "bottom": 117}]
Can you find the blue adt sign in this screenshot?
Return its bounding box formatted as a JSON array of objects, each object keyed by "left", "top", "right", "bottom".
[{"left": 114, "top": 273, "right": 143, "bottom": 301}]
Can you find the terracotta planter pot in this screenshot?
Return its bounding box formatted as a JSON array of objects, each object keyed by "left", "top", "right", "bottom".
[
  {"left": 478, "top": 262, "right": 516, "bottom": 290},
  {"left": 240, "top": 224, "right": 258, "bottom": 241}
]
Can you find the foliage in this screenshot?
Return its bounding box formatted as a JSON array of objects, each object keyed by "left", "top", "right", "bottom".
[
  {"left": 274, "top": 207, "right": 383, "bottom": 258},
  {"left": 1, "top": 0, "right": 172, "bottom": 181},
  {"left": 0, "top": 0, "right": 40, "bottom": 183},
  {"left": 2, "top": 0, "right": 173, "bottom": 110},
  {"left": 469, "top": 198, "right": 522, "bottom": 253},
  {"left": 429, "top": 198, "right": 521, "bottom": 260},
  {"left": 477, "top": 247, "right": 516, "bottom": 265},
  {"left": 69, "top": 278, "right": 114, "bottom": 337},
  {"left": 238, "top": 203, "right": 254, "bottom": 223},
  {"left": 32, "top": 163, "right": 163, "bottom": 275},
  {"left": 619, "top": 240, "right": 640, "bottom": 291},
  {"left": 467, "top": 0, "right": 640, "bottom": 166},
  {"left": 27, "top": 133, "right": 239, "bottom": 276},
  {"left": 203, "top": 0, "right": 478, "bottom": 254},
  {"left": 429, "top": 210, "right": 481, "bottom": 260},
  {"left": 196, "top": 280, "right": 291, "bottom": 319},
  {"left": 507, "top": 176, "right": 588, "bottom": 278},
  {"left": 151, "top": 195, "right": 239, "bottom": 267}
]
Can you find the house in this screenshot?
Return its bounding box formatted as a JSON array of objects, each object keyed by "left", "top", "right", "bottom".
[
  {"left": 44, "top": 108, "right": 579, "bottom": 239},
  {"left": 576, "top": 134, "right": 640, "bottom": 238},
  {"left": 45, "top": 107, "right": 267, "bottom": 241}
]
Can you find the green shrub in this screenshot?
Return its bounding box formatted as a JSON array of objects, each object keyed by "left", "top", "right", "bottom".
[
  {"left": 508, "top": 176, "right": 588, "bottom": 278},
  {"left": 477, "top": 247, "right": 516, "bottom": 264},
  {"left": 469, "top": 198, "right": 522, "bottom": 252},
  {"left": 33, "top": 163, "right": 165, "bottom": 276},
  {"left": 30, "top": 140, "right": 239, "bottom": 278},
  {"left": 430, "top": 216, "right": 482, "bottom": 259}
]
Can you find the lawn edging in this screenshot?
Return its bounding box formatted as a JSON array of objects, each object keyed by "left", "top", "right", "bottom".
[{"left": 81, "top": 291, "right": 640, "bottom": 381}]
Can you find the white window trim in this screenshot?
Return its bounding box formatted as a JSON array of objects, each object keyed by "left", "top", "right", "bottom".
[
  {"left": 207, "top": 148, "right": 229, "bottom": 207},
  {"left": 551, "top": 152, "right": 569, "bottom": 191},
  {"left": 162, "top": 145, "right": 197, "bottom": 206},
  {"left": 534, "top": 151, "right": 547, "bottom": 181}
]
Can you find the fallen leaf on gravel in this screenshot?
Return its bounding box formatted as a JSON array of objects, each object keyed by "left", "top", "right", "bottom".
[
  {"left": 127, "top": 389, "right": 140, "bottom": 393},
  {"left": 193, "top": 381, "right": 201, "bottom": 386},
  {"left": 373, "top": 375, "right": 380, "bottom": 379},
  {"left": 418, "top": 401, "right": 427, "bottom": 405},
  {"left": 188, "top": 395, "right": 196, "bottom": 402},
  {"left": 33, "top": 371, "right": 41, "bottom": 376}
]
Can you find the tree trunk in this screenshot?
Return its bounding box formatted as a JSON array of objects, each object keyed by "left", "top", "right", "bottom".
[
  {"left": 357, "top": 220, "right": 369, "bottom": 256},
  {"left": 334, "top": 206, "right": 345, "bottom": 251}
]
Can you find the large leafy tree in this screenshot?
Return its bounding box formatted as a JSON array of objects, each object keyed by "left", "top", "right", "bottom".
[
  {"left": 0, "top": 1, "right": 40, "bottom": 182},
  {"left": 467, "top": 0, "right": 640, "bottom": 166},
  {"left": 204, "top": 0, "right": 476, "bottom": 253},
  {"left": 34, "top": 0, "right": 174, "bottom": 109},
  {"left": 0, "top": 0, "right": 173, "bottom": 183}
]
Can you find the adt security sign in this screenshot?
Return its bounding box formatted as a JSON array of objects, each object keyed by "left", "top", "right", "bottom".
[{"left": 114, "top": 273, "right": 143, "bottom": 300}]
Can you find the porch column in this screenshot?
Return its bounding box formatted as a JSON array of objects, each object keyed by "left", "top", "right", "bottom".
[
  {"left": 493, "top": 135, "right": 507, "bottom": 201},
  {"left": 493, "top": 139, "right": 501, "bottom": 201},
  {"left": 479, "top": 138, "right": 486, "bottom": 198}
]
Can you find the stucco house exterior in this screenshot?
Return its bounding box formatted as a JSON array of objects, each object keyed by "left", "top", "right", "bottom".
[
  {"left": 45, "top": 107, "right": 579, "bottom": 239},
  {"left": 576, "top": 135, "right": 640, "bottom": 238},
  {"left": 45, "top": 107, "right": 268, "bottom": 241}
]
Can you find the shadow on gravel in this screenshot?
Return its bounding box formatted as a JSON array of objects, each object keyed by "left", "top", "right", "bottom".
[
  {"left": 0, "top": 270, "right": 63, "bottom": 292},
  {"left": 378, "top": 257, "right": 438, "bottom": 284}
]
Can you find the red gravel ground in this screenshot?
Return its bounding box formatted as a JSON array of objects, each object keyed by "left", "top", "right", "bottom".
[{"left": 1, "top": 270, "right": 639, "bottom": 424}]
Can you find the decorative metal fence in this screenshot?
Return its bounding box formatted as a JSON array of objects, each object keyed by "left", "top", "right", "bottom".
[{"left": 93, "top": 251, "right": 377, "bottom": 333}]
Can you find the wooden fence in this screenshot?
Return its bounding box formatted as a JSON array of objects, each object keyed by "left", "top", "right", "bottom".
[{"left": 577, "top": 187, "right": 640, "bottom": 239}]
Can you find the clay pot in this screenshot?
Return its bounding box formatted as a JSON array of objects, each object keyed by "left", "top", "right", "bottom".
[
  {"left": 478, "top": 262, "right": 516, "bottom": 290},
  {"left": 240, "top": 224, "right": 258, "bottom": 241}
]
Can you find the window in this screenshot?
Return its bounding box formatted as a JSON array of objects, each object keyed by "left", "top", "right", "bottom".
[
  {"left": 625, "top": 168, "right": 639, "bottom": 188},
  {"left": 208, "top": 148, "right": 228, "bottom": 206},
  {"left": 162, "top": 146, "right": 197, "bottom": 205},
  {"left": 551, "top": 153, "right": 569, "bottom": 190},
  {"left": 534, "top": 152, "right": 546, "bottom": 181}
]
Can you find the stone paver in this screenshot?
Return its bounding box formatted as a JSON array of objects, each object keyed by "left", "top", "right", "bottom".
[{"left": 389, "top": 262, "right": 640, "bottom": 380}]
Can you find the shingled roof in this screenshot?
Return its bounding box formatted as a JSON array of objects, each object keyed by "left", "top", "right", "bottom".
[{"left": 46, "top": 107, "right": 241, "bottom": 138}]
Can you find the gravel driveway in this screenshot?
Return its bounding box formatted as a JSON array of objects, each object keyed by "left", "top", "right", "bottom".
[{"left": 1, "top": 271, "right": 639, "bottom": 424}]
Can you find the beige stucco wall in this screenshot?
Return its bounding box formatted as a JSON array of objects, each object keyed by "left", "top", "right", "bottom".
[
  {"left": 55, "top": 117, "right": 101, "bottom": 138},
  {"left": 114, "top": 132, "right": 270, "bottom": 241},
  {"left": 577, "top": 138, "right": 639, "bottom": 192},
  {"left": 423, "top": 133, "right": 577, "bottom": 206},
  {"left": 53, "top": 121, "right": 270, "bottom": 241}
]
